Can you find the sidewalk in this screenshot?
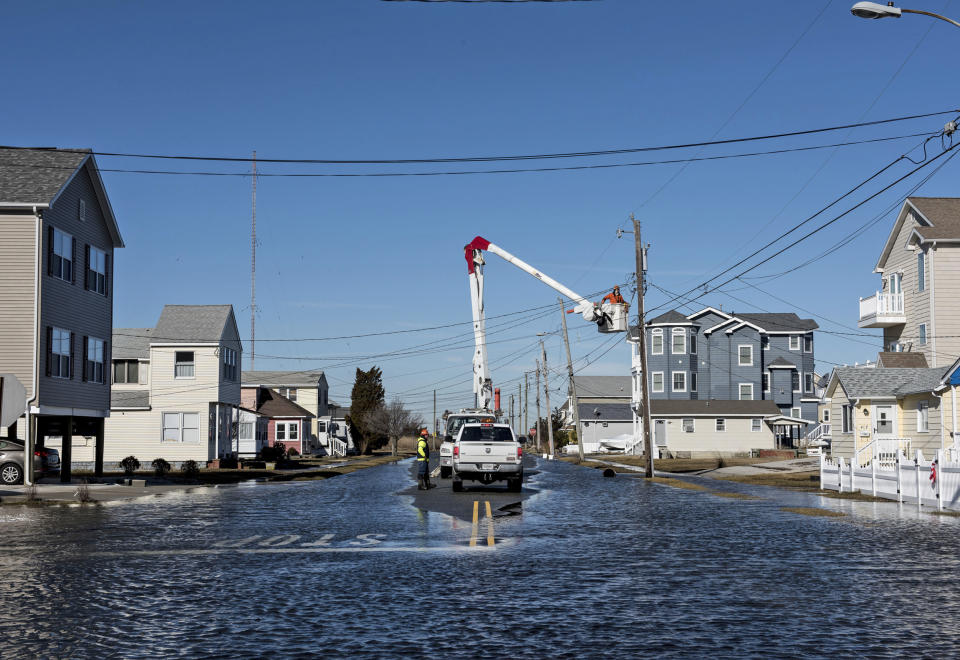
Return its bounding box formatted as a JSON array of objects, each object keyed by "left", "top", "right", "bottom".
[{"left": 0, "top": 481, "right": 203, "bottom": 504}]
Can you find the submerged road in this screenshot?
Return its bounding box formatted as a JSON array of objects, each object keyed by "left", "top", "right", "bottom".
[{"left": 0, "top": 456, "right": 958, "bottom": 657}]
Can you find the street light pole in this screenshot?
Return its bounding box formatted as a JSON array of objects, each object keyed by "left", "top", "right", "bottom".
[
  {"left": 535, "top": 358, "right": 542, "bottom": 454},
  {"left": 851, "top": 2, "right": 960, "bottom": 28},
  {"left": 632, "top": 215, "right": 655, "bottom": 478},
  {"left": 559, "top": 297, "right": 585, "bottom": 461},
  {"left": 540, "top": 338, "right": 556, "bottom": 458}
]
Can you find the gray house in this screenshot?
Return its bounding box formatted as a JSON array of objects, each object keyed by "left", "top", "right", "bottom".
[
  {"left": 629, "top": 306, "right": 819, "bottom": 447},
  {"left": 0, "top": 147, "right": 124, "bottom": 481}
]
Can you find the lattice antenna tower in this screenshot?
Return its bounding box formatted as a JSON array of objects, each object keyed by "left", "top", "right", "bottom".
[{"left": 251, "top": 150, "right": 257, "bottom": 369}]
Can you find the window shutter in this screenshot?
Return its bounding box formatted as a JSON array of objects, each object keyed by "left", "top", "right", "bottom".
[
  {"left": 104, "top": 341, "right": 110, "bottom": 385},
  {"left": 84, "top": 244, "right": 91, "bottom": 290},
  {"left": 47, "top": 226, "right": 54, "bottom": 276},
  {"left": 82, "top": 336, "right": 89, "bottom": 382},
  {"left": 104, "top": 253, "right": 110, "bottom": 296},
  {"left": 45, "top": 327, "right": 52, "bottom": 377},
  {"left": 71, "top": 237, "right": 77, "bottom": 284},
  {"left": 69, "top": 332, "right": 75, "bottom": 379}
]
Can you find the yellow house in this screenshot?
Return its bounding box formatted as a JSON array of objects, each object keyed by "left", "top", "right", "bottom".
[{"left": 825, "top": 366, "right": 950, "bottom": 460}]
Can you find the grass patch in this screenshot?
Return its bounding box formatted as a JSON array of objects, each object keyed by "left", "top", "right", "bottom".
[
  {"left": 780, "top": 506, "right": 846, "bottom": 518},
  {"left": 718, "top": 471, "right": 822, "bottom": 491},
  {"left": 709, "top": 491, "right": 762, "bottom": 500},
  {"left": 645, "top": 477, "right": 708, "bottom": 491},
  {"left": 928, "top": 510, "right": 960, "bottom": 517}
]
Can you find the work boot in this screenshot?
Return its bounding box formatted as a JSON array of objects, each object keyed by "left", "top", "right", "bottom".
[
  {"left": 417, "top": 476, "right": 426, "bottom": 490},
  {"left": 424, "top": 475, "right": 433, "bottom": 489}
]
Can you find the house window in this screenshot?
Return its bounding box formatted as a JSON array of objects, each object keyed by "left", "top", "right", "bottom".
[
  {"left": 222, "top": 347, "right": 238, "bottom": 381},
  {"left": 751, "top": 418, "right": 762, "bottom": 432},
  {"left": 51, "top": 228, "right": 73, "bottom": 282},
  {"left": 652, "top": 372, "right": 664, "bottom": 393},
  {"left": 86, "top": 246, "right": 107, "bottom": 295},
  {"left": 792, "top": 372, "right": 800, "bottom": 393},
  {"left": 162, "top": 412, "right": 199, "bottom": 443},
  {"left": 651, "top": 329, "right": 663, "bottom": 355},
  {"left": 804, "top": 334, "right": 813, "bottom": 353},
  {"left": 789, "top": 335, "right": 801, "bottom": 351},
  {"left": 918, "top": 251, "right": 925, "bottom": 292},
  {"left": 672, "top": 371, "right": 686, "bottom": 393},
  {"left": 175, "top": 351, "right": 195, "bottom": 378},
  {"left": 841, "top": 404, "right": 853, "bottom": 433},
  {"left": 738, "top": 345, "right": 753, "bottom": 367},
  {"left": 50, "top": 327, "right": 72, "bottom": 379},
  {"left": 804, "top": 373, "right": 814, "bottom": 394},
  {"left": 716, "top": 418, "right": 726, "bottom": 432},
  {"left": 823, "top": 409, "right": 830, "bottom": 423},
  {"left": 919, "top": 324, "right": 927, "bottom": 345},
  {"left": 279, "top": 387, "right": 298, "bottom": 402},
  {"left": 761, "top": 335, "right": 770, "bottom": 351},
  {"left": 276, "top": 421, "right": 299, "bottom": 442},
  {"left": 739, "top": 383, "right": 753, "bottom": 401},
  {"left": 113, "top": 360, "right": 139, "bottom": 384},
  {"left": 791, "top": 407, "right": 801, "bottom": 420},
  {"left": 689, "top": 333, "right": 697, "bottom": 355},
  {"left": 79, "top": 198, "right": 86, "bottom": 222},
  {"left": 682, "top": 418, "right": 695, "bottom": 433},
  {"left": 918, "top": 401, "right": 929, "bottom": 433},
  {"left": 240, "top": 422, "right": 254, "bottom": 440},
  {"left": 671, "top": 328, "right": 686, "bottom": 355},
  {"left": 690, "top": 372, "right": 698, "bottom": 393},
  {"left": 762, "top": 372, "right": 770, "bottom": 393},
  {"left": 86, "top": 337, "right": 105, "bottom": 384}
]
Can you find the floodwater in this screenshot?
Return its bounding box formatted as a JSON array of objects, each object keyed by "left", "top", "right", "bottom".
[{"left": 0, "top": 458, "right": 958, "bottom": 658}]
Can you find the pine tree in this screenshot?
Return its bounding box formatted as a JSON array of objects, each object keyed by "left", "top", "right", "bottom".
[{"left": 347, "top": 366, "right": 385, "bottom": 454}]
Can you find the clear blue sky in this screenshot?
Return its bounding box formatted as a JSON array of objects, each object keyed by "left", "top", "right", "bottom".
[{"left": 5, "top": 0, "right": 960, "bottom": 421}]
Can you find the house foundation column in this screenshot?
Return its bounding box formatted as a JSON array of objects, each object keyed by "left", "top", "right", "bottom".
[
  {"left": 94, "top": 418, "right": 104, "bottom": 477},
  {"left": 59, "top": 415, "right": 73, "bottom": 483}
]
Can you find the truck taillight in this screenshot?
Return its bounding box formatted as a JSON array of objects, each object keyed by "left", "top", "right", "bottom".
[
  {"left": 453, "top": 446, "right": 459, "bottom": 458},
  {"left": 517, "top": 447, "right": 522, "bottom": 459}
]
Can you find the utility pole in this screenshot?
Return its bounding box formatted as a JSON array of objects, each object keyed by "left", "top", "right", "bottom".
[
  {"left": 632, "top": 214, "right": 654, "bottom": 478},
  {"left": 559, "top": 298, "right": 584, "bottom": 461},
  {"left": 523, "top": 373, "right": 529, "bottom": 438},
  {"left": 517, "top": 383, "right": 522, "bottom": 434},
  {"left": 433, "top": 389, "right": 437, "bottom": 451},
  {"left": 541, "top": 339, "right": 555, "bottom": 458},
  {"left": 250, "top": 150, "right": 257, "bottom": 370},
  {"left": 535, "top": 359, "right": 542, "bottom": 453}
]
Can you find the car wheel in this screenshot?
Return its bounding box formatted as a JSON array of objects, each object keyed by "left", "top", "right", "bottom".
[
  {"left": 452, "top": 477, "right": 463, "bottom": 493},
  {"left": 440, "top": 466, "right": 451, "bottom": 479},
  {"left": 1, "top": 463, "right": 23, "bottom": 485}
]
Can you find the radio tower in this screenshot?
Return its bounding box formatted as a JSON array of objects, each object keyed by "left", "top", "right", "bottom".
[{"left": 250, "top": 150, "right": 257, "bottom": 370}]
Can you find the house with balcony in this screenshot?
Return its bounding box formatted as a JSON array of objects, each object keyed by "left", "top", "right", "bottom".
[
  {"left": 241, "top": 370, "right": 329, "bottom": 453},
  {"left": 104, "top": 305, "right": 244, "bottom": 467},
  {"left": 858, "top": 197, "right": 960, "bottom": 368},
  {"left": 627, "top": 306, "right": 819, "bottom": 453},
  {"left": 0, "top": 147, "right": 125, "bottom": 481}
]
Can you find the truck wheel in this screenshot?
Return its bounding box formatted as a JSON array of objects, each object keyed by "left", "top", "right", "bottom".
[
  {"left": 440, "top": 466, "right": 451, "bottom": 479},
  {"left": 452, "top": 477, "right": 463, "bottom": 492}
]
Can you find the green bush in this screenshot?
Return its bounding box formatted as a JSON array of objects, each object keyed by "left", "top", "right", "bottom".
[
  {"left": 181, "top": 460, "right": 200, "bottom": 480},
  {"left": 119, "top": 455, "right": 141, "bottom": 476},
  {"left": 258, "top": 442, "right": 287, "bottom": 463},
  {"left": 151, "top": 458, "right": 171, "bottom": 478},
  {"left": 287, "top": 446, "right": 300, "bottom": 458}
]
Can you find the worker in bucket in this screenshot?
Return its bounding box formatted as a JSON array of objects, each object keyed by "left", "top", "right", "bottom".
[
  {"left": 601, "top": 286, "right": 625, "bottom": 306},
  {"left": 417, "top": 428, "right": 432, "bottom": 490}
]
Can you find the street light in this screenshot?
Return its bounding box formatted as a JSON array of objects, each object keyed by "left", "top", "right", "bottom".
[{"left": 851, "top": 2, "right": 960, "bottom": 29}]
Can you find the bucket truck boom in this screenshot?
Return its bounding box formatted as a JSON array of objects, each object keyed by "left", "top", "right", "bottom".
[{"left": 464, "top": 236, "right": 627, "bottom": 411}]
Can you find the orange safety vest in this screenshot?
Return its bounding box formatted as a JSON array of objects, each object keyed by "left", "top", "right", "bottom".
[{"left": 602, "top": 292, "right": 625, "bottom": 305}]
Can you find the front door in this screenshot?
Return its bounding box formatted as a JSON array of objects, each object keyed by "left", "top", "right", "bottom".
[
  {"left": 654, "top": 419, "right": 666, "bottom": 447},
  {"left": 874, "top": 404, "right": 896, "bottom": 438}
]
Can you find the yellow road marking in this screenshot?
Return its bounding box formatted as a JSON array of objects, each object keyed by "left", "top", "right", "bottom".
[
  {"left": 470, "top": 500, "right": 479, "bottom": 547},
  {"left": 485, "top": 501, "right": 495, "bottom": 546}
]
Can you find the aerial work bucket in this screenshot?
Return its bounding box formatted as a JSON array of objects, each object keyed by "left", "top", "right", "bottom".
[{"left": 598, "top": 303, "right": 628, "bottom": 333}]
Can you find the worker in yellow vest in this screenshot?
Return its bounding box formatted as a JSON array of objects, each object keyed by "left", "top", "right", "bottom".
[{"left": 417, "top": 428, "right": 432, "bottom": 490}]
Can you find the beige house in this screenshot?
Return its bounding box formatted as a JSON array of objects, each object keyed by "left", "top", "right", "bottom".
[
  {"left": 648, "top": 399, "right": 780, "bottom": 458},
  {"left": 858, "top": 197, "right": 960, "bottom": 368},
  {"left": 104, "top": 305, "right": 243, "bottom": 467},
  {"left": 241, "top": 370, "right": 328, "bottom": 453}
]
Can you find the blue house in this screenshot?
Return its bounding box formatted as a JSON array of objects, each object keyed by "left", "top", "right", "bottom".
[{"left": 628, "top": 307, "right": 819, "bottom": 446}]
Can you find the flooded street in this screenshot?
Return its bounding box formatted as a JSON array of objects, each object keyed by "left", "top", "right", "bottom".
[{"left": 1, "top": 458, "right": 958, "bottom": 658}]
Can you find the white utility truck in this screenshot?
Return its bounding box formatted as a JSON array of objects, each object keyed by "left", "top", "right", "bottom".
[
  {"left": 451, "top": 422, "right": 523, "bottom": 493},
  {"left": 439, "top": 409, "right": 497, "bottom": 478}
]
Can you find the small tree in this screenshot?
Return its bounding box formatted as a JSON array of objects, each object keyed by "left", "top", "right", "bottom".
[
  {"left": 348, "top": 366, "right": 386, "bottom": 454},
  {"left": 119, "top": 455, "right": 140, "bottom": 476},
  {"left": 365, "top": 397, "right": 424, "bottom": 457}
]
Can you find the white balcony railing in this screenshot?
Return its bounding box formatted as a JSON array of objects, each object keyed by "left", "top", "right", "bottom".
[{"left": 858, "top": 291, "right": 905, "bottom": 327}]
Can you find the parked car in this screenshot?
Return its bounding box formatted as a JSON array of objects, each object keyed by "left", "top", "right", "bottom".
[{"left": 0, "top": 439, "right": 61, "bottom": 485}]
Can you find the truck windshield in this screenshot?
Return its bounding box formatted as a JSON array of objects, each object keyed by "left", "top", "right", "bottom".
[
  {"left": 459, "top": 427, "right": 514, "bottom": 442},
  {"left": 446, "top": 416, "right": 494, "bottom": 437}
]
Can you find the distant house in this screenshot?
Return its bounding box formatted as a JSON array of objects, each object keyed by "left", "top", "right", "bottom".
[
  {"left": 241, "top": 370, "right": 328, "bottom": 453},
  {"left": 564, "top": 376, "right": 632, "bottom": 449},
  {"left": 104, "top": 305, "right": 244, "bottom": 467},
  {"left": 0, "top": 147, "right": 125, "bottom": 481},
  {"left": 241, "top": 386, "right": 314, "bottom": 456},
  {"left": 647, "top": 399, "right": 780, "bottom": 458}
]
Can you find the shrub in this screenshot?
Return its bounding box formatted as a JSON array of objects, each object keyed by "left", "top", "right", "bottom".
[
  {"left": 258, "top": 442, "right": 286, "bottom": 463},
  {"left": 152, "top": 458, "right": 172, "bottom": 478},
  {"left": 119, "top": 455, "right": 141, "bottom": 476},
  {"left": 181, "top": 460, "right": 200, "bottom": 480},
  {"left": 287, "top": 446, "right": 300, "bottom": 458}
]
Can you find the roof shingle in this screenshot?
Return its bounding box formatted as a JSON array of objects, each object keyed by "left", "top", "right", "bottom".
[
  {"left": 152, "top": 305, "right": 235, "bottom": 344},
  {"left": 0, "top": 147, "right": 89, "bottom": 204}
]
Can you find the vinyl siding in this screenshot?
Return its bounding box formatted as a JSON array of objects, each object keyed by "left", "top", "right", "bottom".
[
  {"left": 829, "top": 384, "right": 857, "bottom": 458},
  {"left": 899, "top": 393, "right": 941, "bottom": 457},
  {"left": 38, "top": 166, "right": 115, "bottom": 413},
  {"left": 216, "top": 317, "right": 242, "bottom": 406},
  {"left": 882, "top": 211, "right": 932, "bottom": 365},
  {"left": 0, "top": 213, "right": 39, "bottom": 401},
  {"left": 932, "top": 247, "right": 960, "bottom": 362},
  {"left": 104, "top": 408, "right": 209, "bottom": 463},
  {"left": 657, "top": 415, "right": 774, "bottom": 456}
]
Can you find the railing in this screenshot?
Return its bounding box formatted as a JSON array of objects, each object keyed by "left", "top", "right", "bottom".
[
  {"left": 854, "top": 437, "right": 911, "bottom": 471},
  {"left": 329, "top": 437, "right": 348, "bottom": 457},
  {"left": 805, "top": 423, "right": 831, "bottom": 442},
  {"left": 859, "top": 291, "right": 904, "bottom": 320}
]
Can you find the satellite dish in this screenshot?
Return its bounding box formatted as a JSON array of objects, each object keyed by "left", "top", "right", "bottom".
[{"left": 0, "top": 374, "right": 28, "bottom": 428}]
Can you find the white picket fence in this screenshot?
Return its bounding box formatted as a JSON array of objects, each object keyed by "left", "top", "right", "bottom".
[{"left": 821, "top": 446, "right": 960, "bottom": 512}]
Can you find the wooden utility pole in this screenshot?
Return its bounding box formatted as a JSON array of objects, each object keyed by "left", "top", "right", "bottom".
[
  {"left": 250, "top": 150, "right": 257, "bottom": 370},
  {"left": 535, "top": 359, "right": 542, "bottom": 453},
  {"left": 433, "top": 389, "right": 437, "bottom": 451},
  {"left": 541, "top": 339, "right": 555, "bottom": 457},
  {"left": 559, "top": 298, "right": 584, "bottom": 461},
  {"left": 523, "top": 373, "right": 529, "bottom": 438},
  {"left": 632, "top": 214, "right": 655, "bottom": 478},
  {"left": 517, "top": 382, "right": 522, "bottom": 434}
]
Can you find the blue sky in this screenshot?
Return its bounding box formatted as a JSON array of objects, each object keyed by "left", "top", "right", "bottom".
[{"left": 5, "top": 0, "right": 960, "bottom": 421}]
